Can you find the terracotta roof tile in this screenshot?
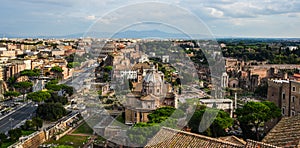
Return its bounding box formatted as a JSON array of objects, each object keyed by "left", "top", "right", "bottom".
[
  {"left": 145, "top": 127, "right": 244, "bottom": 148},
  {"left": 145, "top": 127, "right": 279, "bottom": 148},
  {"left": 245, "top": 139, "right": 280, "bottom": 148},
  {"left": 219, "top": 136, "right": 247, "bottom": 145},
  {"left": 262, "top": 115, "right": 300, "bottom": 147}
]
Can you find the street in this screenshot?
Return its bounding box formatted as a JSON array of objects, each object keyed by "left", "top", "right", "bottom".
[
  {"left": 0, "top": 64, "right": 97, "bottom": 134},
  {"left": 0, "top": 102, "right": 37, "bottom": 133}
]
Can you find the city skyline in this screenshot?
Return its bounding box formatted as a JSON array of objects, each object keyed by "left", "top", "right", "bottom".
[{"left": 1, "top": 0, "right": 300, "bottom": 38}]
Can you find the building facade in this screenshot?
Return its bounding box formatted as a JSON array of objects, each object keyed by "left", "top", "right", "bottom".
[{"left": 267, "top": 79, "right": 300, "bottom": 116}]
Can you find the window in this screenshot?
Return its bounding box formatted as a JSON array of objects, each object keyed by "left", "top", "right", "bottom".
[
  {"left": 292, "top": 111, "right": 295, "bottom": 116},
  {"left": 282, "top": 107, "right": 285, "bottom": 115},
  {"left": 157, "top": 89, "right": 160, "bottom": 93},
  {"left": 292, "top": 96, "right": 295, "bottom": 103},
  {"left": 292, "top": 86, "right": 296, "bottom": 92},
  {"left": 282, "top": 93, "right": 285, "bottom": 100}
]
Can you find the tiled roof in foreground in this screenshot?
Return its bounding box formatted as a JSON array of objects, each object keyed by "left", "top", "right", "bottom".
[
  {"left": 145, "top": 127, "right": 279, "bottom": 148},
  {"left": 263, "top": 115, "right": 300, "bottom": 147},
  {"left": 245, "top": 139, "right": 280, "bottom": 148},
  {"left": 218, "top": 136, "right": 247, "bottom": 145}
]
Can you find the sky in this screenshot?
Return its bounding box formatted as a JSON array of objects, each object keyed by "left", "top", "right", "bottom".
[{"left": 1, "top": 0, "right": 300, "bottom": 38}]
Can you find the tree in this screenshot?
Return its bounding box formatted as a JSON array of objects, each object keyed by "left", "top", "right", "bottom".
[
  {"left": 0, "top": 133, "right": 7, "bottom": 143},
  {"left": 45, "top": 92, "right": 68, "bottom": 105},
  {"left": 103, "top": 73, "right": 109, "bottom": 82},
  {"left": 32, "top": 117, "right": 43, "bottom": 130},
  {"left": 51, "top": 66, "right": 63, "bottom": 73},
  {"left": 22, "top": 120, "right": 35, "bottom": 130},
  {"left": 45, "top": 84, "right": 62, "bottom": 91},
  {"left": 67, "top": 62, "right": 80, "bottom": 68},
  {"left": 61, "top": 84, "right": 74, "bottom": 96},
  {"left": 188, "top": 108, "right": 233, "bottom": 137},
  {"left": 7, "top": 76, "right": 17, "bottom": 90},
  {"left": 51, "top": 66, "right": 64, "bottom": 79},
  {"left": 127, "top": 123, "right": 160, "bottom": 145},
  {"left": 127, "top": 106, "right": 183, "bottom": 145},
  {"left": 8, "top": 128, "right": 22, "bottom": 142},
  {"left": 147, "top": 106, "right": 184, "bottom": 123},
  {"left": 26, "top": 91, "right": 51, "bottom": 103},
  {"left": 103, "top": 66, "right": 113, "bottom": 72},
  {"left": 254, "top": 83, "right": 268, "bottom": 98},
  {"left": 14, "top": 81, "right": 33, "bottom": 100},
  {"left": 37, "top": 103, "right": 67, "bottom": 121},
  {"left": 235, "top": 101, "right": 281, "bottom": 141},
  {"left": 20, "top": 69, "right": 40, "bottom": 77},
  {"left": 3, "top": 91, "right": 20, "bottom": 100}
]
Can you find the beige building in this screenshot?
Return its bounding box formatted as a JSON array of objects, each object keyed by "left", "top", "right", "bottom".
[
  {"left": 199, "top": 99, "right": 234, "bottom": 117},
  {"left": 51, "top": 48, "right": 65, "bottom": 57},
  {"left": 0, "top": 50, "right": 16, "bottom": 57}
]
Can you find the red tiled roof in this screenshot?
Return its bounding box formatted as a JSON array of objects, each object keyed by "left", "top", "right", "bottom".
[
  {"left": 145, "top": 127, "right": 279, "bottom": 148},
  {"left": 145, "top": 127, "right": 244, "bottom": 148},
  {"left": 262, "top": 115, "right": 300, "bottom": 147},
  {"left": 218, "top": 136, "right": 247, "bottom": 145},
  {"left": 245, "top": 139, "right": 280, "bottom": 148}
]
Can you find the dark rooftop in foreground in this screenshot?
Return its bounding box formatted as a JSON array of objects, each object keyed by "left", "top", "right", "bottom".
[{"left": 145, "top": 127, "right": 279, "bottom": 148}]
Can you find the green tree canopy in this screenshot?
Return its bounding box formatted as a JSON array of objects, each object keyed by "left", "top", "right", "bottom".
[
  {"left": 14, "top": 81, "right": 33, "bottom": 100},
  {"left": 50, "top": 66, "right": 63, "bottom": 73},
  {"left": 128, "top": 106, "right": 184, "bottom": 145},
  {"left": 67, "top": 62, "right": 80, "bottom": 68},
  {"left": 60, "top": 84, "right": 74, "bottom": 96},
  {"left": 45, "top": 92, "right": 68, "bottom": 105},
  {"left": 147, "top": 106, "right": 184, "bottom": 123},
  {"left": 32, "top": 117, "right": 43, "bottom": 130},
  {"left": 45, "top": 80, "right": 74, "bottom": 96},
  {"left": 20, "top": 69, "right": 40, "bottom": 77},
  {"left": 235, "top": 101, "right": 281, "bottom": 140},
  {"left": 103, "top": 66, "right": 113, "bottom": 72},
  {"left": 0, "top": 133, "right": 7, "bottom": 143},
  {"left": 188, "top": 108, "right": 233, "bottom": 137},
  {"left": 7, "top": 76, "right": 17, "bottom": 90},
  {"left": 8, "top": 128, "right": 22, "bottom": 142},
  {"left": 26, "top": 91, "right": 51, "bottom": 102},
  {"left": 3, "top": 91, "right": 20, "bottom": 100},
  {"left": 37, "top": 102, "right": 67, "bottom": 121}
]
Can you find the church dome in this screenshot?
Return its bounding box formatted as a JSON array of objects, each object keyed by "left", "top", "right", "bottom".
[{"left": 143, "top": 70, "right": 162, "bottom": 83}]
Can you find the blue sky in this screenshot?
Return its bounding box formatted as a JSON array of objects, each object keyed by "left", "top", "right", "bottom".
[{"left": 1, "top": 0, "right": 300, "bottom": 38}]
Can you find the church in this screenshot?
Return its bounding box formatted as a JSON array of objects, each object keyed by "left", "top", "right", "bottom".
[{"left": 124, "top": 64, "right": 177, "bottom": 125}]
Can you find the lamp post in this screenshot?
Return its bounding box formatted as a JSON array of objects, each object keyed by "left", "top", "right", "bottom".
[{"left": 9, "top": 118, "right": 14, "bottom": 130}]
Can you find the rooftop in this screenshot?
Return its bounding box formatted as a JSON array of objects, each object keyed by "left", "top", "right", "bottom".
[
  {"left": 145, "top": 127, "right": 279, "bottom": 148},
  {"left": 263, "top": 115, "right": 300, "bottom": 147}
]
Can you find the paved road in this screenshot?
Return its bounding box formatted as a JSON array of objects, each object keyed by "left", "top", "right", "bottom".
[
  {"left": 64, "top": 66, "right": 95, "bottom": 90},
  {"left": 0, "top": 64, "right": 96, "bottom": 134},
  {"left": 0, "top": 102, "right": 37, "bottom": 133}
]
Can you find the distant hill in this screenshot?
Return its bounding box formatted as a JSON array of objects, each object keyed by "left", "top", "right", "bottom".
[
  {"left": 3, "top": 30, "right": 211, "bottom": 39},
  {"left": 4, "top": 30, "right": 300, "bottom": 40}
]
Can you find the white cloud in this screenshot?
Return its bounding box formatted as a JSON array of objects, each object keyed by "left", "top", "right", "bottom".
[
  {"left": 2, "top": 0, "right": 300, "bottom": 37},
  {"left": 85, "top": 15, "right": 96, "bottom": 20},
  {"left": 208, "top": 8, "right": 224, "bottom": 18}
]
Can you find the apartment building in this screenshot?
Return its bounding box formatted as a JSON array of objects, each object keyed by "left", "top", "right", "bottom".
[{"left": 267, "top": 79, "right": 300, "bottom": 116}]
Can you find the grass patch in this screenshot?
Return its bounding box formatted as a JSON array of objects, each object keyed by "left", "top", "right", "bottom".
[
  {"left": 45, "top": 135, "right": 88, "bottom": 147},
  {"left": 1, "top": 141, "right": 15, "bottom": 148},
  {"left": 72, "top": 122, "right": 94, "bottom": 135},
  {"left": 21, "top": 130, "right": 36, "bottom": 136}
]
